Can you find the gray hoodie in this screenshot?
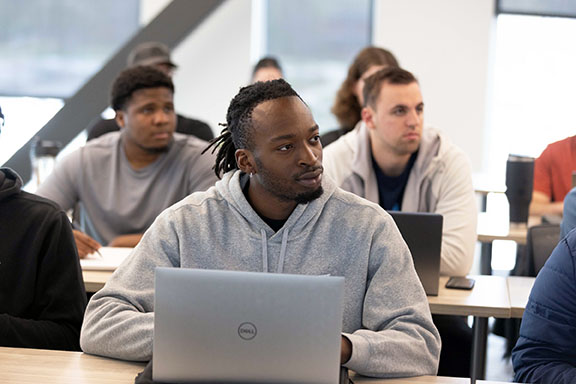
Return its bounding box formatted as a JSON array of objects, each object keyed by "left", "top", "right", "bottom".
[{"left": 80, "top": 171, "right": 440, "bottom": 377}]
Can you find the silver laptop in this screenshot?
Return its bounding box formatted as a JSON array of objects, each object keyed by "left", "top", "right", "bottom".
[
  {"left": 154, "top": 268, "right": 345, "bottom": 384},
  {"left": 387, "top": 211, "right": 443, "bottom": 296}
]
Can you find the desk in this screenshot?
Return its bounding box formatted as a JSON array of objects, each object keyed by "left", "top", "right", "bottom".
[
  {"left": 82, "top": 270, "right": 110, "bottom": 293},
  {"left": 476, "top": 213, "right": 541, "bottom": 275},
  {"left": 0, "top": 347, "right": 465, "bottom": 384},
  {"left": 507, "top": 276, "right": 535, "bottom": 318},
  {"left": 354, "top": 375, "right": 469, "bottom": 383},
  {"left": 429, "top": 276, "right": 510, "bottom": 383},
  {"left": 81, "top": 271, "right": 506, "bottom": 383},
  {"left": 0, "top": 347, "right": 145, "bottom": 383}
]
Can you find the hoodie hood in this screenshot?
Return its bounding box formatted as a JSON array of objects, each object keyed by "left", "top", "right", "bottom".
[
  {"left": 0, "top": 168, "right": 23, "bottom": 202},
  {"left": 214, "top": 170, "right": 337, "bottom": 273},
  {"left": 215, "top": 170, "right": 337, "bottom": 240}
]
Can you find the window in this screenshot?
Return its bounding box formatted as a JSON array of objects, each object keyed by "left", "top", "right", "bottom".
[
  {"left": 0, "top": 0, "right": 139, "bottom": 98},
  {"left": 0, "top": 0, "right": 139, "bottom": 166},
  {"left": 258, "top": 0, "right": 372, "bottom": 133},
  {"left": 486, "top": 13, "right": 576, "bottom": 176}
]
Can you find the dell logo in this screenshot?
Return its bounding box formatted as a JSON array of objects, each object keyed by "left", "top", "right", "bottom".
[{"left": 238, "top": 322, "right": 257, "bottom": 340}]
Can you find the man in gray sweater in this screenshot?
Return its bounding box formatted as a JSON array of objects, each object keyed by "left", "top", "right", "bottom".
[{"left": 80, "top": 79, "right": 440, "bottom": 377}]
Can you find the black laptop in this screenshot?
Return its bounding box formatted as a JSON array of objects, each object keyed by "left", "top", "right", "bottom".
[{"left": 387, "top": 211, "right": 443, "bottom": 296}]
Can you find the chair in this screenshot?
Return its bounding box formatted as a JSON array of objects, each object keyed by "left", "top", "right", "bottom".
[
  {"left": 525, "top": 223, "right": 561, "bottom": 276},
  {"left": 496, "top": 223, "right": 561, "bottom": 356}
]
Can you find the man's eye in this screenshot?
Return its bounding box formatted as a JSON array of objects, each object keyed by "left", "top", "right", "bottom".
[
  {"left": 310, "top": 135, "right": 321, "bottom": 143},
  {"left": 393, "top": 108, "right": 406, "bottom": 116},
  {"left": 278, "top": 144, "right": 293, "bottom": 151}
]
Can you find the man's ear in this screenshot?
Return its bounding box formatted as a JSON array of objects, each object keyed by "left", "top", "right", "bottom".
[
  {"left": 115, "top": 110, "right": 125, "bottom": 129},
  {"left": 235, "top": 148, "right": 257, "bottom": 174},
  {"left": 362, "top": 106, "right": 376, "bottom": 131}
]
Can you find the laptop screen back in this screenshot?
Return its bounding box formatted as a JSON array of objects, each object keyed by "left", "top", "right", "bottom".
[
  {"left": 154, "top": 268, "right": 344, "bottom": 383},
  {"left": 387, "top": 211, "right": 443, "bottom": 296}
]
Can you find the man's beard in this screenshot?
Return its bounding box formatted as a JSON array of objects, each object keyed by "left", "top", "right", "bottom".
[
  {"left": 142, "top": 145, "right": 170, "bottom": 154},
  {"left": 294, "top": 186, "right": 324, "bottom": 204},
  {"left": 254, "top": 157, "right": 324, "bottom": 205}
]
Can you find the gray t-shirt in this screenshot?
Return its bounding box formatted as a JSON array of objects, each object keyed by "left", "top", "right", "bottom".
[{"left": 36, "top": 132, "right": 218, "bottom": 244}]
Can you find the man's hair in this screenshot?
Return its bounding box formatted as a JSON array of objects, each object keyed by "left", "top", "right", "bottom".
[
  {"left": 203, "top": 79, "right": 301, "bottom": 178},
  {"left": 252, "top": 56, "right": 283, "bottom": 76},
  {"left": 363, "top": 67, "right": 418, "bottom": 109},
  {"left": 332, "top": 46, "right": 399, "bottom": 131},
  {"left": 110, "top": 65, "right": 174, "bottom": 111}
]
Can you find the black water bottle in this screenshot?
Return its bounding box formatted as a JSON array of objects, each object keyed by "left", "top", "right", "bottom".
[{"left": 505, "top": 154, "right": 534, "bottom": 224}]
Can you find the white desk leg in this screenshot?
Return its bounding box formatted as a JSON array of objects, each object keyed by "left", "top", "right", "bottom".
[{"left": 470, "top": 316, "right": 488, "bottom": 383}]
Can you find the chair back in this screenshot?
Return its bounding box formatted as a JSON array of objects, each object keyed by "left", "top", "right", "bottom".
[{"left": 526, "top": 224, "right": 561, "bottom": 275}]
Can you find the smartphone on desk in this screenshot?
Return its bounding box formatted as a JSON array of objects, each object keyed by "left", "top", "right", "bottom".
[{"left": 445, "top": 276, "right": 475, "bottom": 290}]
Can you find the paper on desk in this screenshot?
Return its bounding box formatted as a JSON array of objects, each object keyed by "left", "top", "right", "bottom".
[{"left": 80, "top": 246, "right": 134, "bottom": 271}]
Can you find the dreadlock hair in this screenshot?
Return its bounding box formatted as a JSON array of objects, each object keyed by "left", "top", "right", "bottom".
[{"left": 203, "top": 79, "right": 301, "bottom": 178}]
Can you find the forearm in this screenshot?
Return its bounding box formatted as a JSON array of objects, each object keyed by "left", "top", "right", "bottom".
[
  {"left": 0, "top": 314, "right": 81, "bottom": 351},
  {"left": 530, "top": 200, "right": 564, "bottom": 216},
  {"left": 343, "top": 311, "right": 440, "bottom": 377},
  {"left": 514, "top": 346, "right": 576, "bottom": 384},
  {"left": 108, "top": 233, "right": 143, "bottom": 248},
  {"left": 80, "top": 297, "right": 154, "bottom": 361}
]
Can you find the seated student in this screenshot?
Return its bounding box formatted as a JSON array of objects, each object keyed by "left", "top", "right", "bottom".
[
  {"left": 512, "top": 228, "right": 576, "bottom": 383},
  {"left": 0, "top": 105, "right": 87, "bottom": 351},
  {"left": 321, "top": 46, "right": 399, "bottom": 147},
  {"left": 323, "top": 67, "right": 477, "bottom": 377},
  {"left": 530, "top": 135, "right": 576, "bottom": 216},
  {"left": 36, "top": 66, "right": 217, "bottom": 257},
  {"left": 251, "top": 56, "right": 284, "bottom": 83},
  {"left": 80, "top": 79, "right": 441, "bottom": 377},
  {"left": 86, "top": 41, "right": 213, "bottom": 142},
  {"left": 562, "top": 187, "right": 576, "bottom": 237}
]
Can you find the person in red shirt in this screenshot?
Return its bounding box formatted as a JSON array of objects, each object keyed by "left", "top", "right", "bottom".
[{"left": 531, "top": 136, "right": 576, "bottom": 216}]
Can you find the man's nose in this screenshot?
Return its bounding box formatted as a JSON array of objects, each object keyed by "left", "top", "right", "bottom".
[{"left": 299, "top": 143, "right": 320, "bottom": 166}]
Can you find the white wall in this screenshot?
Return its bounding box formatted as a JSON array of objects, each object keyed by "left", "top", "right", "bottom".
[
  {"left": 140, "top": 0, "right": 496, "bottom": 173},
  {"left": 373, "top": 0, "right": 495, "bottom": 173},
  {"left": 141, "top": 0, "right": 253, "bottom": 136}
]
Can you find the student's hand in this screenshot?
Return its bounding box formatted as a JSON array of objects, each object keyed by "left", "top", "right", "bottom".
[
  {"left": 73, "top": 230, "right": 102, "bottom": 259},
  {"left": 108, "top": 234, "right": 143, "bottom": 248},
  {"left": 341, "top": 335, "right": 352, "bottom": 364}
]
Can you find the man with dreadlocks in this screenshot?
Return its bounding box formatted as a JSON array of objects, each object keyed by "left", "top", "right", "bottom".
[{"left": 81, "top": 79, "right": 440, "bottom": 377}]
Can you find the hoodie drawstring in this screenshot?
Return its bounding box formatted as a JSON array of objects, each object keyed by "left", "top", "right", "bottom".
[
  {"left": 260, "top": 229, "right": 268, "bottom": 273},
  {"left": 260, "top": 228, "right": 290, "bottom": 274}
]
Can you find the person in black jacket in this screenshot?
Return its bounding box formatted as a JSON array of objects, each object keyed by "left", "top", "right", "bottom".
[
  {"left": 0, "top": 105, "right": 87, "bottom": 350},
  {"left": 87, "top": 41, "right": 213, "bottom": 142}
]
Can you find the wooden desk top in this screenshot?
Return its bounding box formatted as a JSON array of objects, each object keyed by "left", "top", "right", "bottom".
[
  {"left": 354, "top": 375, "right": 469, "bottom": 383},
  {"left": 0, "top": 347, "right": 145, "bottom": 384},
  {"left": 477, "top": 213, "right": 528, "bottom": 244},
  {"left": 507, "top": 276, "right": 535, "bottom": 318},
  {"left": 82, "top": 270, "right": 111, "bottom": 293},
  {"left": 83, "top": 273, "right": 512, "bottom": 319},
  {"left": 428, "top": 276, "right": 511, "bottom": 318},
  {"left": 0, "top": 347, "right": 465, "bottom": 384}
]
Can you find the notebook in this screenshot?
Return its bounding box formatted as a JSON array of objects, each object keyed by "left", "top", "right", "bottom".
[
  {"left": 387, "top": 211, "right": 443, "bottom": 296},
  {"left": 153, "top": 268, "right": 345, "bottom": 384},
  {"left": 79, "top": 246, "right": 133, "bottom": 271}
]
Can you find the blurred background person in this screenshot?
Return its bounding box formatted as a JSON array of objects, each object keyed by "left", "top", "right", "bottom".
[
  {"left": 251, "top": 56, "right": 284, "bottom": 83},
  {"left": 322, "top": 46, "right": 399, "bottom": 147},
  {"left": 87, "top": 41, "right": 213, "bottom": 142}
]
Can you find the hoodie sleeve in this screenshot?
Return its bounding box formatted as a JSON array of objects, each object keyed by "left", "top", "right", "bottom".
[
  {"left": 0, "top": 210, "right": 87, "bottom": 350},
  {"left": 80, "top": 210, "right": 180, "bottom": 361},
  {"left": 342, "top": 215, "right": 441, "bottom": 377},
  {"left": 35, "top": 150, "right": 82, "bottom": 211},
  {"left": 434, "top": 148, "right": 477, "bottom": 277}
]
